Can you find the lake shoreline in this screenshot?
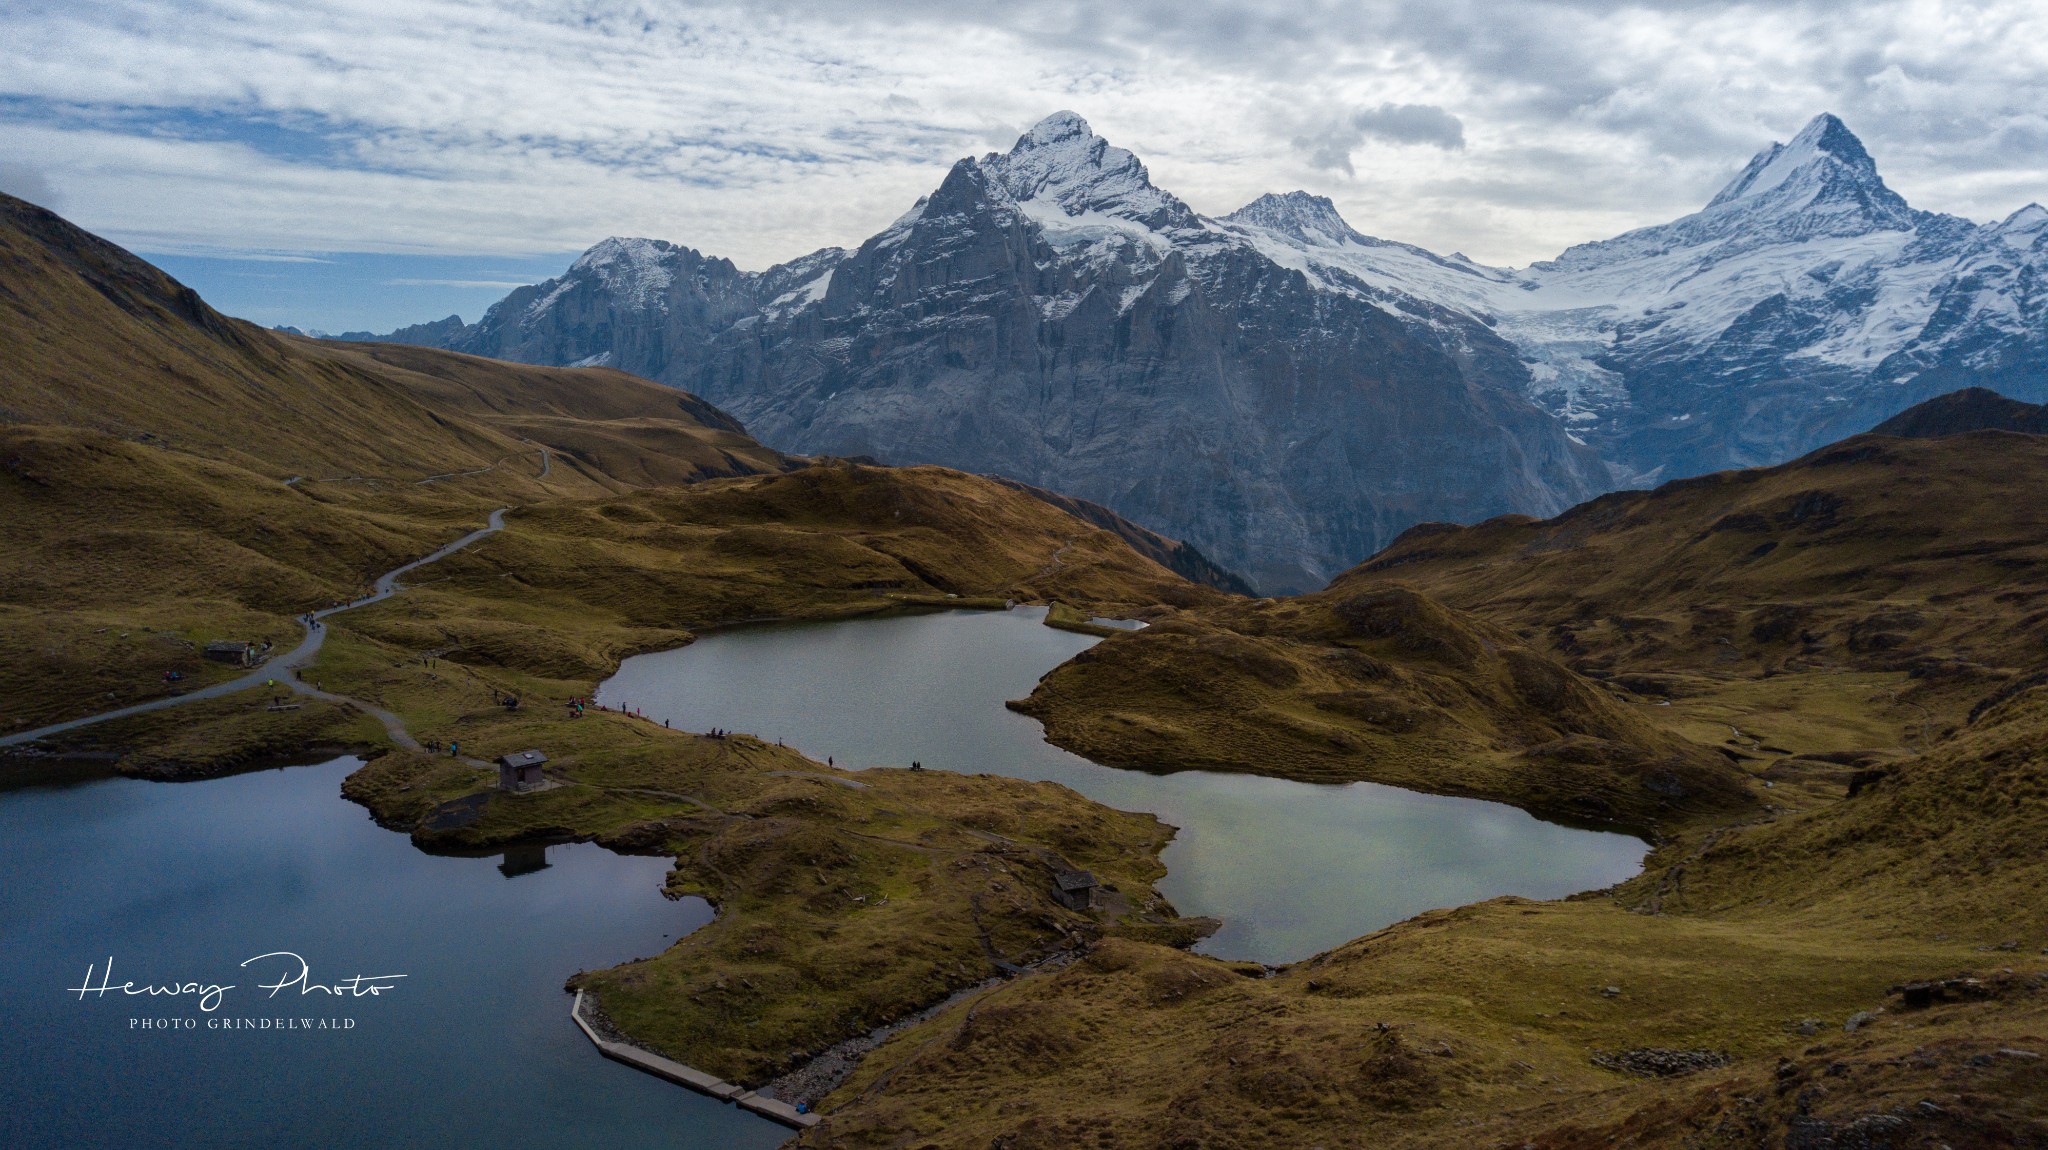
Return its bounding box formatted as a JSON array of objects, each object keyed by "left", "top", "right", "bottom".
[{"left": 0, "top": 755, "right": 790, "bottom": 1149}]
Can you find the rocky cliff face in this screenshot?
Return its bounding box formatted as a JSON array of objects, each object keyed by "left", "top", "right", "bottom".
[
  {"left": 689, "top": 116, "right": 1602, "bottom": 592},
  {"left": 380, "top": 112, "right": 2044, "bottom": 591},
  {"left": 397, "top": 114, "right": 1600, "bottom": 592},
  {"left": 427, "top": 238, "right": 843, "bottom": 377}
]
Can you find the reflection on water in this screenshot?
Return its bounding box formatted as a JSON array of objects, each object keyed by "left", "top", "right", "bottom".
[
  {"left": 498, "top": 842, "right": 553, "bottom": 878},
  {"left": 599, "top": 606, "right": 1650, "bottom": 965},
  {"left": 0, "top": 757, "right": 787, "bottom": 1149}
]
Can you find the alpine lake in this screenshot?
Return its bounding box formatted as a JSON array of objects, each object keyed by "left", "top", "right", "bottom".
[{"left": 3, "top": 606, "right": 1645, "bottom": 1147}]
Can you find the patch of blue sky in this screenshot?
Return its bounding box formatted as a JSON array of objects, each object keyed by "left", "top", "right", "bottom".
[
  {"left": 0, "top": 95, "right": 375, "bottom": 169},
  {"left": 144, "top": 250, "right": 580, "bottom": 336},
  {"left": 2, "top": 95, "right": 710, "bottom": 191}
]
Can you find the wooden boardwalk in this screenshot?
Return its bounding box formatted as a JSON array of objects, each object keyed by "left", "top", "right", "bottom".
[{"left": 570, "top": 990, "right": 819, "bottom": 1130}]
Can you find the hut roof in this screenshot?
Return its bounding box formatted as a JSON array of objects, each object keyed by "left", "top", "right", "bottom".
[
  {"left": 204, "top": 640, "right": 251, "bottom": 652},
  {"left": 1054, "top": 869, "right": 1097, "bottom": 892},
  {"left": 497, "top": 750, "right": 549, "bottom": 769}
]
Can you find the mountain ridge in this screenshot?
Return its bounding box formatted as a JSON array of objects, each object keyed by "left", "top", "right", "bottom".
[
  {"left": 374, "top": 112, "right": 1605, "bottom": 593},
  {"left": 362, "top": 112, "right": 2047, "bottom": 589}
]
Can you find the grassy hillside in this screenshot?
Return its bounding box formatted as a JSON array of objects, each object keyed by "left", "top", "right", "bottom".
[
  {"left": 1870, "top": 385, "right": 2048, "bottom": 437},
  {"left": 0, "top": 192, "right": 786, "bottom": 487},
  {"left": 273, "top": 463, "right": 1225, "bottom": 731},
  {"left": 1012, "top": 428, "right": 2048, "bottom": 840},
  {"left": 1353, "top": 431, "right": 2048, "bottom": 686},
  {"left": 1016, "top": 583, "right": 1751, "bottom": 834},
  {"left": 990, "top": 476, "right": 1258, "bottom": 596},
  {"left": 0, "top": 192, "right": 1219, "bottom": 733},
  {"left": 0, "top": 187, "right": 804, "bottom": 730}
]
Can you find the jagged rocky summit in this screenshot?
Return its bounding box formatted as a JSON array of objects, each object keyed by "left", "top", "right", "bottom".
[{"left": 381, "top": 112, "right": 2046, "bottom": 592}]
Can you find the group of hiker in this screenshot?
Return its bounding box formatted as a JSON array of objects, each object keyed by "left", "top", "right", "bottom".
[
  {"left": 409, "top": 684, "right": 778, "bottom": 746},
  {"left": 566, "top": 698, "right": 657, "bottom": 724}
]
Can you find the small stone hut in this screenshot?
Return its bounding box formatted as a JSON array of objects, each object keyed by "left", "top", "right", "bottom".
[
  {"left": 203, "top": 640, "right": 256, "bottom": 667},
  {"left": 497, "top": 750, "right": 549, "bottom": 793},
  {"left": 1053, "top": 869, "right": 1098, "bottom": 911}
]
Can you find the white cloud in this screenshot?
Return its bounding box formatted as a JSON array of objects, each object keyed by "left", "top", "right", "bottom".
[
  {"left": 0, "top": 160, "right": 62, "bottom": 210},
  {"left": 1, "top": 0, "right": 2044, "bottom": 269}
]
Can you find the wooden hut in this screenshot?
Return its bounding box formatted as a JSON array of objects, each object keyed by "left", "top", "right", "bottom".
[
  {"left": 203, "top": 640, "right": 256, "bottom": 667},
  {"left": 497, "top": 750, "right": 549, "bottom": 793},
  {"left": 1053, "top": 869, "right": 1097, "bottom": 911}
]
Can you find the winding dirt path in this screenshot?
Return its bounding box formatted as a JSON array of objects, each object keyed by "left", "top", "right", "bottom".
[{"left": 1, "top": 509, "right": 509, "bottom": 750}]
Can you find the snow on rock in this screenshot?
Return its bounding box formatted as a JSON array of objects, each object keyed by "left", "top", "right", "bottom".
[
  {"left": 980, "top": 111, "right": 1199, "bottom": 234},
  {"left": 567, "top": 237, "right": 679, "bottom": 313},
  {"left": 426, "top": 109, "right": 2043, "bottom": 544},
  {"left": 1206, "top": 113, "right": 2043, "bottom": 474}
]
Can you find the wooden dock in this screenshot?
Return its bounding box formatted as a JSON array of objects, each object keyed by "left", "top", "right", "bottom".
[{"left": 570, "top": 990, "right": 820, "bottom": 1130}]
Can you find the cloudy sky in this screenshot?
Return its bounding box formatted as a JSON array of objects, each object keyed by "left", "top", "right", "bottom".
[{"left": 5, "top": 0, "right": 2045, "bottom": 330}]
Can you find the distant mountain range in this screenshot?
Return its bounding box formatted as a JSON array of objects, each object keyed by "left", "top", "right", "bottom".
[{"left": 356, "top": 112, "right": 2048, "bottom": 592}]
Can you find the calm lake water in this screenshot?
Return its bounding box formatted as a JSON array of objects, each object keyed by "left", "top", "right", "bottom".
[
  {"left": 0, "top": 758, "right": 789, "bottom": 1150},
  {"left": 597, "top": 606, "right": 1649, "bottom": 964}
]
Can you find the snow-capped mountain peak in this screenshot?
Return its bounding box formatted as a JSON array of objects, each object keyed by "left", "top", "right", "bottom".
[
  {"left": 565, "top": 236, "right": 680, "bottom": 312},
  {"left": 1222, "top": 192, "right": 1364, "bottom": 247},
  {"left": 1699, "top": 112, "right": 1914, "bottom": 233},
  {"left": 1709, "top": 114, "right": 1872, "bottom": 205},
  {"left": 979, "top": 111, "right": 1197, "bottom": 232},
  {"left": 1539, "top": 113, "right": 1924, "bottom": 279},
  {"left": 1209, "top": 189, "right": 1509, "bottom": 315},
  {"left": 1018, "top": 109, "right": 1093, "bottom": 150},
  {"left": 570, "top": 235, "right": 675, "bottom": 276},
  {"left": 1994, "top": 202, "right": 2048, "bottom": 237}
]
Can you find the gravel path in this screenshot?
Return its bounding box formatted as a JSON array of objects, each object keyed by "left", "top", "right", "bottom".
[{"left": 1, "top": 509, "right": 509, "bottom": 749}]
